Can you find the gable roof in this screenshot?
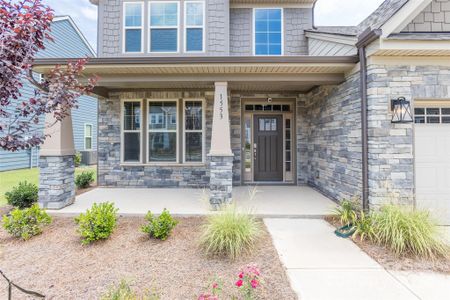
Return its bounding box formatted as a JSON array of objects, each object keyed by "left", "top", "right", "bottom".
[
  {"left": 357, "top": 0, "right": 409, "bottom": 33},
  {"left": 51, "top": 16, "right": 96, "bottom": 56}
]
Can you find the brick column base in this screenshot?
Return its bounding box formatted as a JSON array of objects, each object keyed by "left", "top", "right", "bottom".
[
  {"left": 209, "top": 155, "right": 233, "bottom": 208},
  {"left": 39, "top": 155, "right": 75, "bottom": 209}
]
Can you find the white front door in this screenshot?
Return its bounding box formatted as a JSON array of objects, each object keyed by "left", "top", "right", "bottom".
[{"left": 414, "top": 106, "right": 450, "bottom": 225}]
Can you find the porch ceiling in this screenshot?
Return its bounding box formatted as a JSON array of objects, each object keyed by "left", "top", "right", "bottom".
[{"left": 33, "top": 56, "right": 358, "bottom": 93}]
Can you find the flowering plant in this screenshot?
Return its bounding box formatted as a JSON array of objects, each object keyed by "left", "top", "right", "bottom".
[
  {"left": 235, "top": 264, "right": 261, "bottom": 300},
  {"left": 198, "top": 278, "right": 222, "bottom": 300}
]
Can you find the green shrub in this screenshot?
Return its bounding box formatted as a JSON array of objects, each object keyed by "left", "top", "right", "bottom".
[
  {"left": 101, "top": 280, "right": 159, "bottom": 300},
  {"left": 75, "top": 171, "right": 95, "bottom": 189},
  {"left": 141, "top": 209, "right": 178, "bottom": 240},
  {"left": 352, "top": 210, "right": 376, "bottom": 242},
  {"left": 371, "top": 205, "right": 448, "bottom": 259},
  {"left": 332, "top": 199, "right": 358, "bottom": 226},
  {"left": 5, "top": 181, "right": 38, "bottom": 209},
  {"left": 2, "top": 204, "right": 52, "bottom": 240},
  {"left": 74, "top": 152, "right": 82, "bottom": 167},
  {"left": 200, "top": 205, "right": 261, "bottom": 260},
  {"left": 75, "top": 202, "right": 118, "bottom": 245}
]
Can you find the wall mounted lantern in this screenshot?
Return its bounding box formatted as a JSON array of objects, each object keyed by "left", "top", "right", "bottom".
[{"left": 391, "top": 97, "right": 413, "bottom": 123}]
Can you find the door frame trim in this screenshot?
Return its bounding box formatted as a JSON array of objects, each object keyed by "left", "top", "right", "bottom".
[{"left": 240, "top": 98, "right": 297, "bottom": 185}]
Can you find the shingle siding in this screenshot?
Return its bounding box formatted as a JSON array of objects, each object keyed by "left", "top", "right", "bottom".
[{"left": 402, "top": 0, "right": 450, "bottom": 32}]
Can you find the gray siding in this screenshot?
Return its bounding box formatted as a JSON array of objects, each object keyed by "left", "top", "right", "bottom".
[
  {"left": 98, "top": 0, "right": 229, "bottom": 57},
  {"left": 284, "top": 8, "right": 311, "bottom": 55},
  {"left": 230, "top": 8, "right": 252, "bottom": 56},
  {"left": 0, "top": 19, "right": 97, "bottom": 171},
  {"left": 308, "top": 38, "right": 357, "bottom": 56},
  {"left": 229, "top": 8, "right": 312, "bottom": 56},
  {"left": 402, "top": 0, "right": 450, "bottom": 32},
  {"left": 98, "top": 1, "right": 312, "bottom": 57}
]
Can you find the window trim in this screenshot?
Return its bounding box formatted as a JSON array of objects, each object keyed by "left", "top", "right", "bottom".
[
  {"left": 147, "top": 99, "right": 180, "bottom": 164},
  {"left": 414, "top": 106, "right": 450, "bottom": 124},
  {"left": 121, "top": 99, "right": 144, "bottom": 164},
  {"left": 182, "top": 98, "right": 206, "bottom": 164},
  {"left": 84, "top": 123, "right": 93, "bottom": 151},
  {"left": 148, "top": 1, "right": 180, "bottom": 53},
  {"left": 184, "top": 1, "right": 206, "bottom": 53},
  {"left": 252, "top": 7, "right": 284, "bottom": 56},
  {"left": 123, "top": 1, "right": 145, "bottom": 54}
]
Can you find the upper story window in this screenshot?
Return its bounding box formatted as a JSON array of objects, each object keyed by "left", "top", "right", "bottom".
[
  {"left": 124, "top": 2, "right": 144, "bottom": 53},
  {"left": 149, "top": 2, "right": 179, "bottom": 53},
  {"left": 185, "top": 1, "right": 205, "bottom": 52},
  {"left": 254, "top": 8, "right": 283, "bottom": 56}
]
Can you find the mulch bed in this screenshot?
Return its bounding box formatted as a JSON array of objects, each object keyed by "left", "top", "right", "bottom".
[
  {"left": 325, "top": 216, "right": 450, "bottom": 274},
  {"left": 0, "top": 217, "right": 297, "bottom": 299}
]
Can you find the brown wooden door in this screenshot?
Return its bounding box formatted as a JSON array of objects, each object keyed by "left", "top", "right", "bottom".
[{"left": 254, "top": 115, "right": 283, "bottom": 181}]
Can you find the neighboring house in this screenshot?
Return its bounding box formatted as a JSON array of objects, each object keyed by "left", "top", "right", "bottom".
[
  {"left": 34, "top": 0, "right": 450, "bottom": 224},
  {"left": 0, "top": 16, "right": 98, "bottom": 171}
]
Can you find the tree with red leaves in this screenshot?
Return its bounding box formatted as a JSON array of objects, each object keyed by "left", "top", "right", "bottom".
[{"left": 0, "top": 0, "right": 97, "bottom": 151}]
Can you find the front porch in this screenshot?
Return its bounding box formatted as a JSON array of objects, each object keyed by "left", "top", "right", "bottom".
[{"left": 51, "top": 185, "right": 337, "bottom": 217}]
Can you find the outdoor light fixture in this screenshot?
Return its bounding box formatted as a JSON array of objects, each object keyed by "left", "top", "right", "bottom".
[{"left": 391, "top": 97, "right": 413, "bottom": 123}]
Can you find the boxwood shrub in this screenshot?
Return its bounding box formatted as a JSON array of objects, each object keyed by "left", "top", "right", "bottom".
[
  {"left": 2, "top": 204, "right": 52, "bottom": 240},
  {"left": 5, "top": 181, "right": 38, "bottom": 209},
  {"left": 75, "top": 202, "right": 118, "bottom": 245}
]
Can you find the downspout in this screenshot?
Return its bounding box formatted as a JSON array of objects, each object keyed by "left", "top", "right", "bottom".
[{"left": 355, "top": 28, "right": 382, "bottom": 211}]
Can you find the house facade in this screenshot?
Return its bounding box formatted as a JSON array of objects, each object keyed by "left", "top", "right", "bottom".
[
  {"left": 34, "top": 0, "right": 450, "bottom": 224},
  {"left": 0, "top": 16, "right": 98, "bottom": 171}
]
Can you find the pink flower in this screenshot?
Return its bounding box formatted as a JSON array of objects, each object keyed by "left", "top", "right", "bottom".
[
  {"left": 198, "top": 294, "right": 218, "bottom": 300},
  {"left": 235, "top": 279, "right": 243, "bottom": 287},
  {"left": 238, "top": 272, "right": 244, "bottom": 279},
  {"left": 251, "top": 279, "right": 259, "bottom": 289},
  {"left": 212, "top": 282, "right": 218, "bottom": 289}
]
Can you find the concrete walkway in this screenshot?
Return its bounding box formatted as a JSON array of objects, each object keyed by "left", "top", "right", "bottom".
[
  {"left": 264, "top": 219, "right": 450, "bottom": 300},
  {"left": 54, "top": 186, "right": 337, "bottom": 217}
]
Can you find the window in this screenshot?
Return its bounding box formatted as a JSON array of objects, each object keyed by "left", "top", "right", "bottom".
[
  {"left": 184, "top": 100, "right": 204, "bottom": 162},
  {"left": 185, "top": 1, "right": 204, "bottom": 52},
  {"left": 148, "top": 100, "right": 178, "bottom": 162},
  {"left": 414, "top": 107, "right": 450, "bottom": 124},
  {"left": 123, "top": 2, "right": 144, "bottom": 53},
  {"left": 84, "top": 124, "right": 93, "bottom": 151},
  {"left": 122, "top": 100, "right": 142, "bottom": 163},
  {"left": 254, "top": 8, "right": 283, "bottom": 56},
  {"left": 258, "top": 118, "right": 277, "bottom": 131},
  {"left": 149, "top": 1, "right": 179, "bottom": 52}
]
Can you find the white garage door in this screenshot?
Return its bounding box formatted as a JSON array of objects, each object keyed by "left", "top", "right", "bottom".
[{"left": 414, "top": 106, "right": 450, "bottom": 225}]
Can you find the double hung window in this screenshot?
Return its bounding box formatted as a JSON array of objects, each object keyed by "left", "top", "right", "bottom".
[
  {"left": 184, "top": 100, "right": 203, "bottom": 162},
  {"left": 185, "top": 1, "right": 204, "bottom": 52},
  {"left": 84, "top": 124, "right": 93, "bottom": 151},
  {"left": 148, "top": 101, "right": 178, "bottom": 162},
  {"left": 122, "top": 100, "right": 142, "bottom": 163},
  {"left": 149, "top": 2, "right": 179, "bottom": 52},
  {"left": 124, "top": 2, "right": 144, "bottom": 53}
]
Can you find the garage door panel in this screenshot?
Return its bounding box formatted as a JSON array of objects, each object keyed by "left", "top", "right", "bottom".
[{"left": 415, "top": 123, "right": 450, "bottom": 225}]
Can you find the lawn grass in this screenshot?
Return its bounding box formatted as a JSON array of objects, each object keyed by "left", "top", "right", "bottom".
[{"left": 0, "top": 166, "right": 97, "bottom": 207}]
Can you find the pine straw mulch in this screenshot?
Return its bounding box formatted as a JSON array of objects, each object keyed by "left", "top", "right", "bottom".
[
  {"left": 0, "top": 217, "right": 297, "bottom": 300},
  {"left": 325, "top": 216, "right": 450, "bottom": 274}
]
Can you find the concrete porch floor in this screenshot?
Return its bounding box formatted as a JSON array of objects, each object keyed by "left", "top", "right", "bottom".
[{"left": 52, "top": 186, "right": 337, "bottom": 217}]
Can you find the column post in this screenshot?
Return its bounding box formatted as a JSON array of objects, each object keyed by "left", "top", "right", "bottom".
[
  {"left": 38, "top": 111, "right": 76, "bottom": 209},
  {"left": 208, "top": 82, "right": 233, "bottom": 207}
]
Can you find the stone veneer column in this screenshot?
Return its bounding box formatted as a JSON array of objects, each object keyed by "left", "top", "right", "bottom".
[
  {"left": 38, "top": 112, "right": 76, "bottom": 209},
  {"left": 209, "top": 82, "right": 233, "bottom": 207}
]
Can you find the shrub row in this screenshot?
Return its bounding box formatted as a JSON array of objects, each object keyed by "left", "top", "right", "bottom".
[{"left": 333, "top": 200, "right": 449, "bottom": 259}]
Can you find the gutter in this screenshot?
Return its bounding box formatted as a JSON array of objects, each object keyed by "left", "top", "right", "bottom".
[{"left": 356, "top": 28, "right": 382, "bottom": 211}]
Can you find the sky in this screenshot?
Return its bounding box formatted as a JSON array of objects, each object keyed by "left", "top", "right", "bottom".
[{"left": 44, "top": 0, "right": 385, "bottom": 52}]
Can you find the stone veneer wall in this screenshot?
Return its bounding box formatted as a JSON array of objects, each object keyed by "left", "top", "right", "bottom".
[
  {"left": 297, "top": 72, "right": 363, "bottom": 201},
  {"left": 209, "top": 155, "right": 233, "bottom": 206},
  {"left": 366, "top": 63, "right": 450, "bottom": 206},
  {"left": 98, "top": 91, "right": 214, "bottom": 188},
  {"left": 39, "top": 156, "right": 75, "bottom": 209}
]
